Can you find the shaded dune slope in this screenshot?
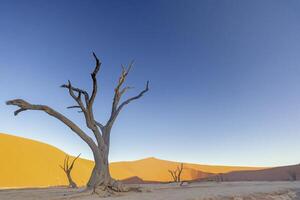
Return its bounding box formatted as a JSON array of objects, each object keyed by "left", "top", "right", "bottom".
[{"left": 200, "top": 164, "right": 300, "bottom": 182}]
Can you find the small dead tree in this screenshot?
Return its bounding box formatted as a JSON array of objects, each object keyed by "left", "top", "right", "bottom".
[
  {"left": 168, "top": 169, "right": 178, "bottom": 182},
  {"left": 168, "top": 163, "right": 184, "bottom": 184},
  {"left": 216, "top": 173, "right": 224, "bottom": 182},
  {"left": 60, "top": 154, "right": 81, "bottom": 188},
  {"left": 6, "top": 53, "right": 149, "bottom": 196},
  {"left": 177, "top": 163, "right": 184, "bottom": 183}
]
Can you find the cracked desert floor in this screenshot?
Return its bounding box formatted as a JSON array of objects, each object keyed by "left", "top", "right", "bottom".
[{"left": 1, "top": 181, "right": 300, "bottom": 200}]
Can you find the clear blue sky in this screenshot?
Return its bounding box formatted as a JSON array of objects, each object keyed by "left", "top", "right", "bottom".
[{"left": 1, "top": 0, "right": 300, "bottom": 167}]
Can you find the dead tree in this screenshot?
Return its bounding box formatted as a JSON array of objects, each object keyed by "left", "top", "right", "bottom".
[
  {"left": 60, "top": 154, "right": 81, "bottom": 188},
  {"left": 6, "top": 53, "right": 149, "bottom": 196},
  {"left": 168, "top": 163, "right": 184, "bottom": 184},
  {"left": 168, "top": 169, "right": 178, "bottom": 182},
  {"left": 177, "top": 163, "right": 183, "bottom": 182},
  {"left": 216, "top": 173, "right": 224, "bottom": 182}
]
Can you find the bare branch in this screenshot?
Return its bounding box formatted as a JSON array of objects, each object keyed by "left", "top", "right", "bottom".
[
  {"left": 67, "top": 105, "right": 81, "bottom": 109},
  {"left": 66, "top": 155, "right": 70, "bottom": 170},
  {"left": 6, "top": 99, "right": 97, "bottom": 150},
  {"left": 119, "top": 86, "right": 134, "bottom": 97},
  {"left": 111, "top": 61, "right": 135, "bottom": 114},
  {"left": 61, "top": 65, "right": 103, "bottom": 144},
  {"left": 14, "top": 108, "right": 27, "bottom": 116},
  {"left": 64, "top": 156, "right": 68, "bottom": 171},
  {"left": 61, "top": 82, "right": 89, "bottom": 106},
  {"left": 61, "top": 83, "right": 89, "bottom": 99},
  {"left": 59, "top": 165, "right": 65, "bottom": 171},
  {"left": 69, "top": 153, "right": 81, "bottom": 170},
  {"left": 75, "top": 52, "right": 103, "bottom": 146},
  {"left": 107, "top": 62, "right": 149, "bottom": 129},
  {"left": 117, "top": 81, "right": 149, "bottom": 112},
  {"left": 168, "top": 169, "right": 178, "bottom": 182},
  {"left": 61, "top": 81, "right": 87, "bottom": 125},
  {"left": 123, "top": 60, "right": 134, "bottom": 74},
  {"left": 89, "top": 52, "right": 101, "bottom": 108},
  {"left": 95, "top": 121, "right": 104, "bottom": 129}
]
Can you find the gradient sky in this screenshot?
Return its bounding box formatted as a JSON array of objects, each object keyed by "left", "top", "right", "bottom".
[{"left": 1, "top": 0, "right": 300, "bottom": 167}]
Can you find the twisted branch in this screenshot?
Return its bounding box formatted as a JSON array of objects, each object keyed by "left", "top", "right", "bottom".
[{"left": 6, "top": 99, "right": 97, "bottom": 150}]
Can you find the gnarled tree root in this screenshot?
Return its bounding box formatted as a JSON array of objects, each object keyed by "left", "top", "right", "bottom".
[
  {"left": 91, "top": 180, "right": 142, "bottom": 197},
  {"left": 57, "top": 180, "right": 143, "bottom": 199}
]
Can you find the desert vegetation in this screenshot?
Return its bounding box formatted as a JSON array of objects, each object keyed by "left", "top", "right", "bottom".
[
  {"left": 6, "top": 53, "right": 149, "bottom": 196},
  {"left": 59, "top": 154, "right": 80, "bottom": 188},
  {"left": 216, "top": 173, "right": 225, "bottom": 182},
  {"left": 168, "top": 163, "right": 184, "bottom": 184}
]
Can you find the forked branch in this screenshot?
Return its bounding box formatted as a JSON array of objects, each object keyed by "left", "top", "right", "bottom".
[
  {"left": 168, "top": 163, "right": 184, "bottom": 184},
  {"left": 107, "top": 77, "right": 149, "bottom": 128},
  {"left": 168, "top": 169, "right": 178, "bottom": 182},
  {"left": 61, "top": 81, "right": 90, "bottom": 108},
  {"left": 60, "top": 154, "right": 81, "bottom": 188},
  {"left": 60, "top": 54, "right": 103, "bottom": 144},
  {"left": 117, "top": 81, "right": 149, "bottom": 112},
  {"left": 111, "top": 61, "right": 134, "bottom": 114},
  {"left": 60, "top": 53, "right": 100, "bottom": 117}
]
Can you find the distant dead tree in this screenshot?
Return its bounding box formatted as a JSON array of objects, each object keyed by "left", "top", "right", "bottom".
[
  {"left": 177, "top": 163, "right": 184, "bottom": 183},
  {"left": 168, "top": 163, "right": 184, "bottom": 184},
  {"left": 60, "top": 154, "right": 81, "bottom": 188},
  {"left": 6, "top": 53, "right": 149, "bottom": 196},
  {"left": 216, "top": 173, "right": 224, "bottom": 182},
  {"left": 168, "top": 169, "right": 178, "bottom": 182},
  {"left": 288, "top": 170, "right": 297, "bottom": 181}
]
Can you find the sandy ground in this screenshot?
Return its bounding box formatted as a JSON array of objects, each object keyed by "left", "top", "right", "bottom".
[{"left": 1, "top": 181, "right": 300, "bottom": 200}]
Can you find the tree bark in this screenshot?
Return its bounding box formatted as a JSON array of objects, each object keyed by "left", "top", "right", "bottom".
[
  {"left": 87, "top": 147, "right": 111, "bottom": 188},
  {"left": 67, "top": 173, "right": 78, "bottom": 188},
  {"left": 86, "top": 128, "right": 120, "bottom": 193}
]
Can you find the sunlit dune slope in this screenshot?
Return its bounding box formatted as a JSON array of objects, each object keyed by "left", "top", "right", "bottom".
[
  {"left": 110, "top": 157, "right": 264, "bottom": 182},
  {"left": 0, "top": 133, "right": 264, "bottom": 188},
  {"left": 0, "top": 133, "right": 94, "bottom": 188}
]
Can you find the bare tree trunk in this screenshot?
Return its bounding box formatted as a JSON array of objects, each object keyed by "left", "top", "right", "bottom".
[
  {"left": 87, "top": 148, "right": 111, "bottom": 188},
  {"left": 177, "top": 163, "right": 183, "bottom": 182},
  {"left": 67, "top": 173, "right": 78, "bottom": 188},
  {"left": 87, "top": 129, "right": 126, "bottom": 195}
]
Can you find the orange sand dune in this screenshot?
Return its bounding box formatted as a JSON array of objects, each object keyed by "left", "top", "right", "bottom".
[
  {"left": 110, "top": 157, "right": 263, "bottom": 182},
  {"left": 0, "top": 133, "right": 263, "bottom": 188},
  {"left": 0, "top": 133, "right": 93, "bottom": 188}
]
